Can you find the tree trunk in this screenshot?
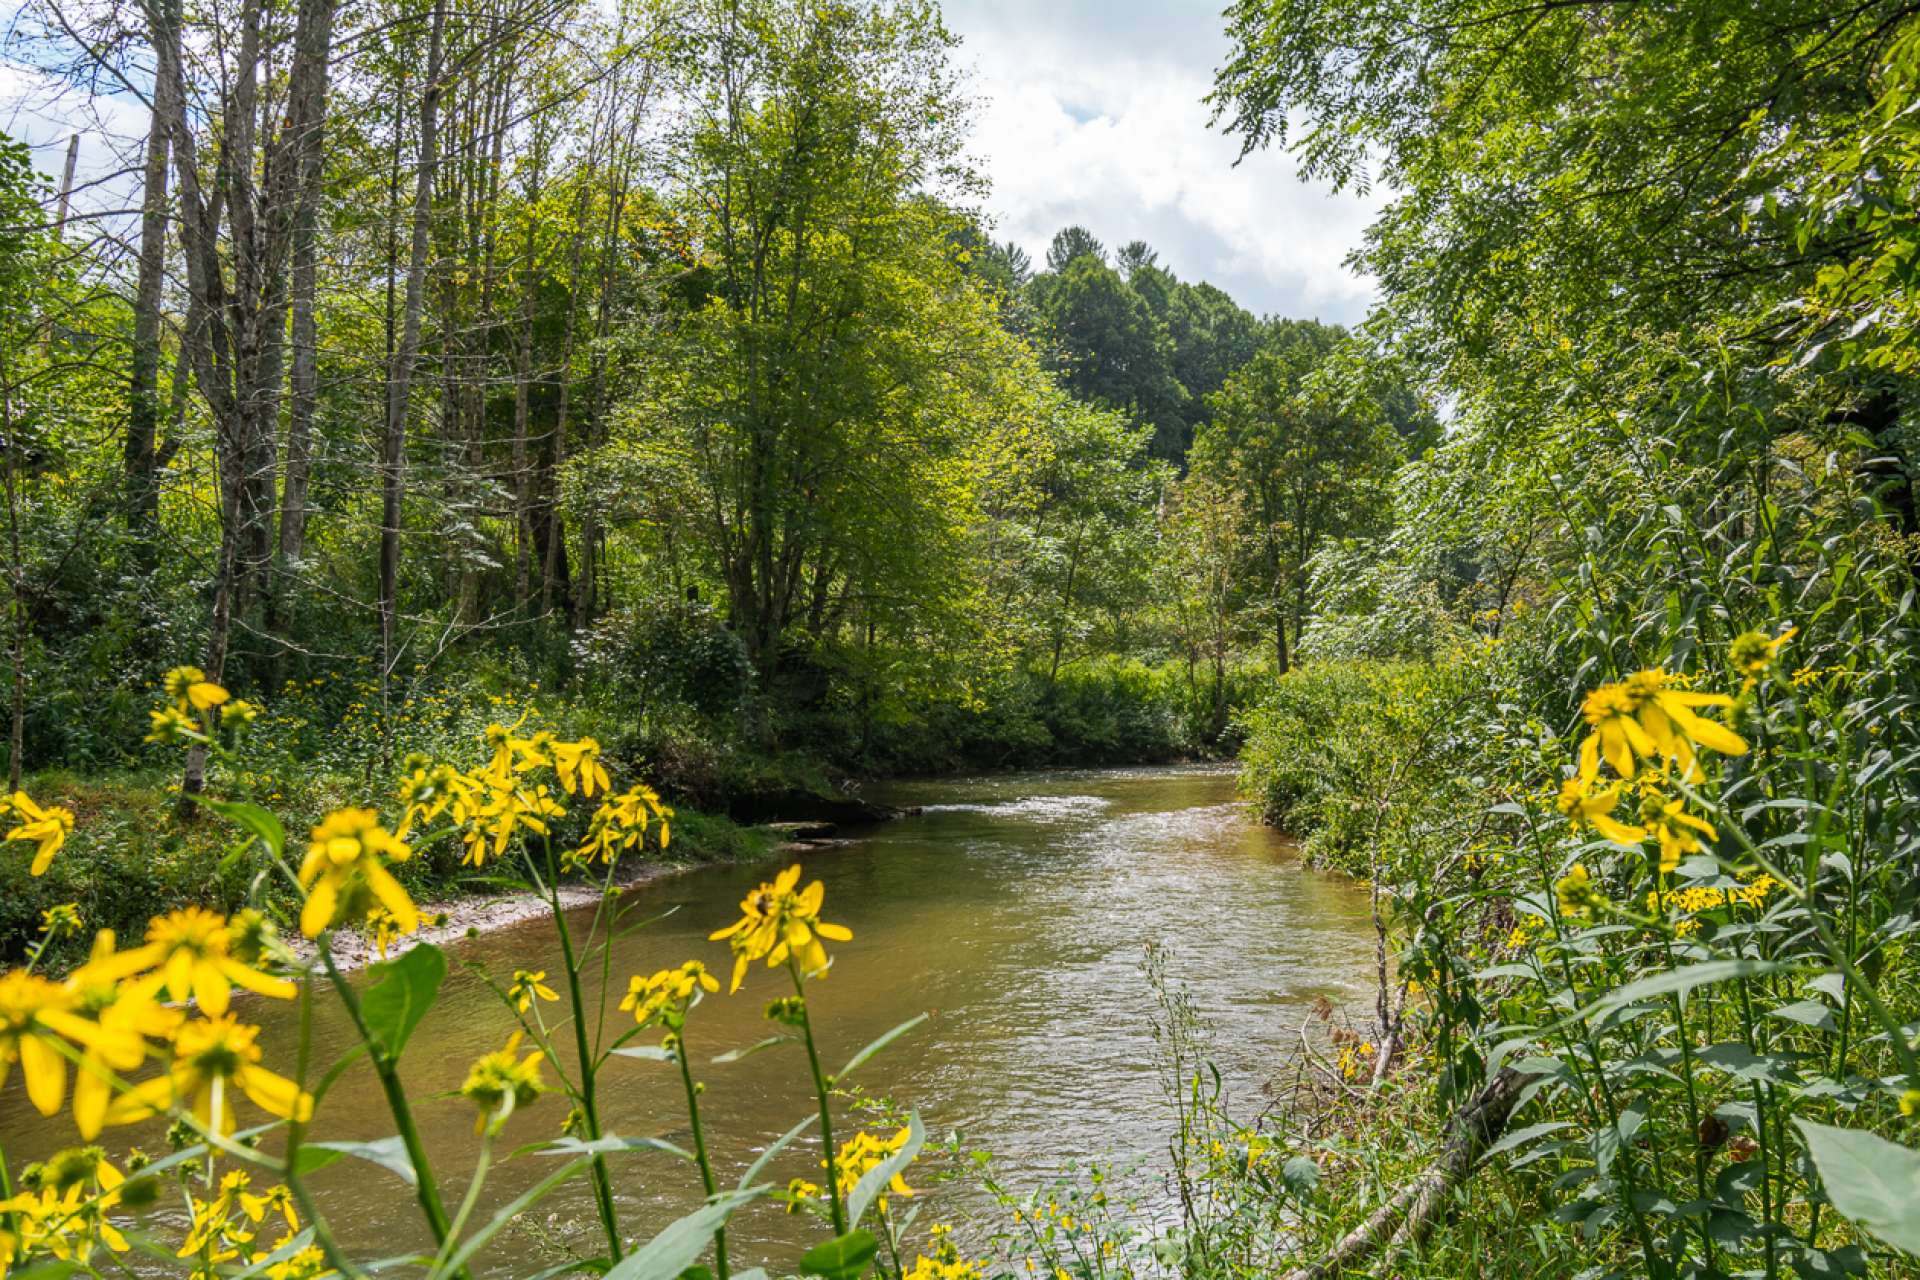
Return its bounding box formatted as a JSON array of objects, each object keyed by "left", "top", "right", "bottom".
[
  {"left": 378, "top": 0, "right": 448, "bottom": 737},
  {"left": 266, "top": 0, "right": 337, "bottom": 660},
  {"left": 124, "top": 74, "right": 172, "bottom": 555}
]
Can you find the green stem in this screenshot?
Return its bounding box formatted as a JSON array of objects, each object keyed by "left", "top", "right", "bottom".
[
  {"left": 319, "top": 939, "right": 466, "bottom": 1279},
  {"left": 543, "top": 838, "right": 625, "bottom": 1262},
  {"left": 789, "top": 959, "right": 848, "bottom": 1236},
  {"left": 674, "top": 1026, "right": 731, "bottom": 1280}
]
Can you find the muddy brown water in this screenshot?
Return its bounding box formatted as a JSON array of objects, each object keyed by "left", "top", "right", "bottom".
[{"left": 0, "top": 766, "right": 1377, "bottom": 1275}]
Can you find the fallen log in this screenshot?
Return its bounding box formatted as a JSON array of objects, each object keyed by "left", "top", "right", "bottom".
[{"left": 1281, "top": 1066, "right": 1527, "bottom": 1280}]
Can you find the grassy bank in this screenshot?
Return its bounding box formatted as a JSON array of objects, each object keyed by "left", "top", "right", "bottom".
[{"left": 0, "top": 768, "right": 774, "bottom": 971}]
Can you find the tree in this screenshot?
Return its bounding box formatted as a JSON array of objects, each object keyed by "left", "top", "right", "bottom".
[
  {"left": 1030, "top": 254, "right": 1187, "bottom": 460},
  {"left": 626, "top": 0, "right": 1003, "bottom": 684},
  {"left": 1193, "top": 343, "right": 1399, "bottom": 673},
  {"left": 1211, "top": 0, "right": 1920, "bottom": 535},
  {"left": 1045, "top": 224, "right": 1106, "bottom": 272},
  {"left": 1159, "top": 471, "right": 1243, "bottom": 738}
]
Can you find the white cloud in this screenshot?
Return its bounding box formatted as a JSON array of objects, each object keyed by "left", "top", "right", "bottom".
[{"left": 945, "top": 0, "right": 1381, "bottom": 324}]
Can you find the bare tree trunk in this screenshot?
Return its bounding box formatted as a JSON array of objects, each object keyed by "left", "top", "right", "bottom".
[
  {"left": 510, "top": 148, "right": 541, "bottom": 604},
  {"left": 266, "top": 0, "right": 337, "bottom": 661},
  {"left": 1280, "top": 1069, "right": 1526, "bottom": 1280},
  {"left": 378, "top": 0, "right": 448, "bottom": 745},
  {"left": 125, "top": 74, "right": 171, "bottom": 556},
  {"left": 51, "top": 135, "right": 79, "bottom": 239}
]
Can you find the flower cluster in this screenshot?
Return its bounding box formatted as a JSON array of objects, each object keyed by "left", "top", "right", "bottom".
[
  {"left": 828, "top": 1126, "right": 915, "bottom": 1213},
  {"left": 620, "top": 961, "right": 719, "bottom": 1029},
  {"left": 4, "top": 907, "right": 304, "bottom": 1142}
]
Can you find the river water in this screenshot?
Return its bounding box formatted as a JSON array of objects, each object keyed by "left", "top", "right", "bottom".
[{"left": 1, "top": 766, "right": 1378, "bottom": 1274}]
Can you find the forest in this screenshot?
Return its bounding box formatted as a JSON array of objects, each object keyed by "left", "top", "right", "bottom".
[{"left": 1, "top": 0, "right": 1919, "bottom": 1276}]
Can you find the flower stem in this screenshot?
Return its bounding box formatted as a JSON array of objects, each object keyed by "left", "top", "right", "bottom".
[
  {"left": 543, "top": 837, "right": 625, "bottom": 1262},
  {"left": 319, "top": 938, "right": 466, "bottom": 1280},
  {"left": 675, "top": 1028, "right": 731, "bottom": 1280},
  {"left": 789, "top": 959, "right": 848, "bottom": 1236}
]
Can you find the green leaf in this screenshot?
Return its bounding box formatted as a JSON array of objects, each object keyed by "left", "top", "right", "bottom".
[
  {"left": 1481, "top": 1121, "right": 1574, "bottom": 1164},
  {"left": 1769, "top": 999, "right": 1839, "bottom": 1032},
  {"left": 837, "top": 1012, "right": 928, "bottom": 1081},
  {"left": 199, "top": 797, "right": 287, "bottom": 858},
  {"left": 303, "top": 1137, "right": 416, "bottom": 1186},
  {"left": 535, "top": 1134, "right": 694, "bottom": 1161},
  {"left": 740, "top": 1114, "right": 817, "bottom": 1192},
  {"left": 1280, "top": 1155, "right": 1319, "bottom": 1197},
  {"left": 359, "top": 943, "right": 446, "bottom": 1060},
  {"left": 847, "top": 1113, "right": 924, "bottom": 1229},
  {"left": 1577, "top": 959, "right": 1786, "bottom": 1024},
  {"left": 799, "top": 1230, "right": 878, "bottom": 1280},
  {"left": 611, "top": 1045, "right": 678, "bottom": 1063},
  {"left": 712, "top": 1036, "right": 795, "bottom": 1064},
  {"left": 227, "top": 1228, "right": 317, "bottom": 1279},
  {"left": 1797, "top": 1119, "right": 1920, "bottom": 1255},
  {"left": 604, "top": 1187, "right": 767, "bottom": 1280}
]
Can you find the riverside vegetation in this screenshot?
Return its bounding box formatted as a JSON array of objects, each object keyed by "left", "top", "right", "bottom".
[{"left": 5, "top": 0, "right": 1920, "bottom": 1276}]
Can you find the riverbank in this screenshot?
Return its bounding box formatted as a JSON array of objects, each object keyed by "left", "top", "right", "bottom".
[
  {"left": 0, "top": 772, "right": 782, "bottom": 971},
  {"left": 312, "top": 828, "right": 864, "bottom": 971}
]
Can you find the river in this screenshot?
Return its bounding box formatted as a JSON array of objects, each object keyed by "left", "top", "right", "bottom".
[{"left": 0, "top": 765, "right": 1378, "bottom": 1274}]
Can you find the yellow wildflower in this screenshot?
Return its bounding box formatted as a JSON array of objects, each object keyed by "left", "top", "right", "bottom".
[
  {"left": 552, "top": 738, "right": 611, "bottom": 797},
  {"left": 785, "top": 1177, "right": 822, "bottom": 1214},
  {"left": 509, "top": 969, "right": 559, "bottom": 1013},
  {"left": 1579, "top": 682, "right": 1656, "bottom": 780},
  {"left": 6, "top": 791, "right": 74, "bottom": 876},
  {"left": 1637, "top": 788, "right": 1718, "bottom": 875},
  {"left": 1730, "top": 627, "right": 1796, "bottom": 680},
  {"left": 709, "top": 863, "right": 852, "bottom": 992},
  {"left": 104, "top": 1015, "right": 312, "bottom": 1137},
  {"left": 829, "top": 1127, "right": 914, "bottom": 1213},
  {"left": 66, "top": 931, "right": 182, "bottom": 1138},
  {"left": 620, "top": 961, "right": 719, "bottom": 1028},
  {"left": 146, "top": 704, "right": 196, "bottom": 744},
  {"left": 1556, "top": 777, "right": 1646, "bottom": 845},
  {"left": 1555, "top": 863, "right": 1607, "bottom": 921},
  {"left": 1624, "top": 668, "right": 1748, "bottom": 777},
  {"left": 93, "top": 907, "right": 296, "bottom": 1016},
  {"left": 0, "top": 971, "right": 134, "bottom": 1118},
  {"left": 459, "top": 1032, "right": 545, "bottom": 1133},
  {"left": 1579, "top": 669, "right": 1748, "bottom": 780},
  {"left": 296, "top": 808, "right": 417, "bottom": 938}
]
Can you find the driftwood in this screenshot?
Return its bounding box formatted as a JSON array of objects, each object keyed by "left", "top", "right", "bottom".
[{"left": 1281, "top": 1067, "right": 1527, "bottom": 1280}]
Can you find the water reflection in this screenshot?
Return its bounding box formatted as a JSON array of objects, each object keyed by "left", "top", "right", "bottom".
[{"left": 0, "top": 766, "right": 1377, "bottom": 1275}]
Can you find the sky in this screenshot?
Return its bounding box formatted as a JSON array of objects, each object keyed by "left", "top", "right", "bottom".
[
  {"left": 943, "top": 0, "right": 1383, "bottom": 325},
  {"left": 0, "top": 0, "right": 1385, "bottom": 325}
]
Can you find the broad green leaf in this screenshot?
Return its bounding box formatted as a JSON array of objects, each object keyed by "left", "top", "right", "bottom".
[
  {"left": 847, "top": 1113, "right": 924, "bottom": 1229},
  {"left": 1280, "top": 1155, "right": 1319, "bottom": 1197},
  {"left": 200, "top": 797, "right": 287, "bottom": 858},
  {"left": 1480, "top": 1121, "right": 1574, "bottom": 1164},
  {"left": 1768, "top": 999, "right": 1838, "bottom": 1032},
  {"left": 713, "top": 1036, "right": 795, "bottom": 1064},
  {"left": 1797, "top": 1119, "right": 1920, "bottom": 1255},
  {"left": 304, "top": 1136, "right": 417, "bottom": 1186},
  {"left": 1577, "top": 960, "right": 1785, "bottom": 1024},
  {"left": 837, "top": 1012, "right": 928, "bottom": 1081},
  {"left": 740, "top": 1114, "right": 818, "bottom": 1192},
  {"left": 611, "top": 1045, "right": 678, "bottom": 1063},
  {"left": 604, "top": 1187, "right": 766, "bottom": 1280},
  {"left": 536, "top": 1134, "right": 694, "bottom": 1161},
  {"left": 228, "top": 1228, "right": 317, "bottom": 1279},
  {"left": 360, "top": 944, "right": 446, "bottom": 1060},
  {"left": 798, "top": 1230, "right": 878, "bottom": 1280}
]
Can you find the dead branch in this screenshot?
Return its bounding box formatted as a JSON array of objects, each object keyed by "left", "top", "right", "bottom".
[{"left": 1280, "top": 1066, "right": 1527, "bottom": 1280}]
